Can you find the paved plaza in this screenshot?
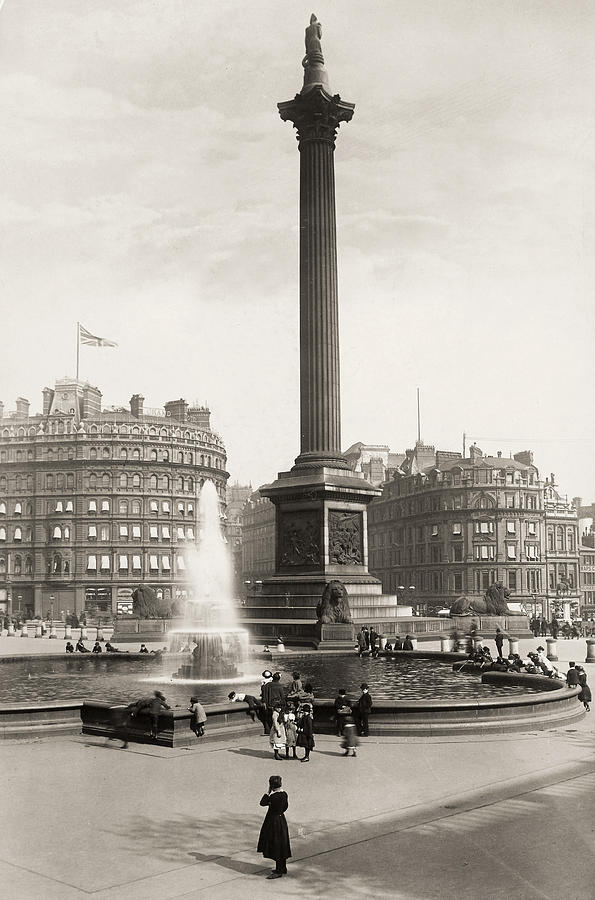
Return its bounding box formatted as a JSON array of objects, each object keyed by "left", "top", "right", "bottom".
[{"left": 1, "top": 636, "right": 594, "bottom": 899}]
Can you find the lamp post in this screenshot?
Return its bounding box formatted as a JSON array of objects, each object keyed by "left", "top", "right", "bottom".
[{"left": 49, "top": 594, "right": 58, "bottom": 638}]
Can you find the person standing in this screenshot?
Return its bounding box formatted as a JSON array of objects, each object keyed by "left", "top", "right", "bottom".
[
  {"left": 296, "top": 704, "right": 315, "bottom": 762},
  {"left": 146, "top": 691, "right": 170, "bottom": 739},
  {"left": 355, "top": 683, "right": 373, "bottom": 736},
  {"left": 257, "top": 775, "right": 292, "bottom": 879},
  {"left": 566, "top": 662, "right": 579, "bottom": 688},
  {"left": 269, "top": 702, "right": 286, "bottom": 761},
  {"left": 262, "top": 673, "right": 285, "bottom": 731},
  {"left": 356, "top": 628, "right": 367, "bottom": 657},
  {"left": 284, "top": 710, "right": 298, "bottom": 759},
  {"left": 333, "top": 689, "right": 351, "bottom": 736},
  {"left": 550, "top": 617, "right": 559, "bottom": 640},
  {"left": 578, "top": 671, "right": 591, "bottom": 711},
  {"left": 494, "top": 627, "right": 505, "bottom": 659},
  {"left": 188, "top": 695, "right": 207, "bottom": 738}
]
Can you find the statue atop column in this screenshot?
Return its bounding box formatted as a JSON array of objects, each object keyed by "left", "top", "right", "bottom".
[{"left": 301, "top": 14, "right": 330, "bottom": 93}]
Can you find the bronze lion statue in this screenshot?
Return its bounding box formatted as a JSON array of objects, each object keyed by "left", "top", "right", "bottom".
[
  {"left": 450, "top": 581, "right": 520, "bottom": 617},
  {"left": 316, "top": 580, "right": 353, "bottom": 624}
]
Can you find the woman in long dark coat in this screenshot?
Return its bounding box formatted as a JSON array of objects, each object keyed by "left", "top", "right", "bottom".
[
  {"left": 257, "top": 775, "right": 292, "bottom": 879},
  {"left": 296, "top": 704, "right": 315, "bottom": 762}
]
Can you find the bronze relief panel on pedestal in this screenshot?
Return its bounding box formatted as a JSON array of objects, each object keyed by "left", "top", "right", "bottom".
[
  {"left": 278, "top": 510, "right": 321, "bottom": 567},
  {"left": 328, "top": 509, "right": 363, "bottom": 565}
]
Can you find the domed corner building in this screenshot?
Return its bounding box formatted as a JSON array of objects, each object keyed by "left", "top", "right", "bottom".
[{"left": 0, "top": 379, "right": 229, "bottom": 620}]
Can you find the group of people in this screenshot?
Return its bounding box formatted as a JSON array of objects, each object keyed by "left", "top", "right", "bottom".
[
  {"left": 109, "top": 690, "right": 207, "bottom": 747},
  {"left": 529, "top": 617, "right": 589, "bottom": 640},
  {"left": 566, "top": 662, "right": 592, "bottom": 711},
  {"left": 356, "top": 626, "right": 414, "bottom": 657},
  {"left": 66, "top": 639, "right": 167, "bottom": 654}
]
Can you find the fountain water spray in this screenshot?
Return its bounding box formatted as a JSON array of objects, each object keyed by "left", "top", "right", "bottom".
[{"left": 169, "top": 480, "right": 249, "bottom": 680}]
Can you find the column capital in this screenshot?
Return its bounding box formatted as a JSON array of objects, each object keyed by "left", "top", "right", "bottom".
[{"left": 278, "top": 87, "right": 355, "bottom": 146}]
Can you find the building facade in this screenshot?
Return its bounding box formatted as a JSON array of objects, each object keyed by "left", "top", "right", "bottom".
[
  {"left": 0, "top": 379, "right": 228, "bottom": 619},
  {"left": 240, "top": 489, "right": 276, "bottom": 592},
  {"left": 543, "top": 475, "right": 580, "bottom": 620},
  {"left": 579, "top": 543, "right": 595, "bottom": 620},
  {"left": 367, "top": 443, "right": 579, "bottom": 618},
  {"left": 225, "top": 481, "right": 253, "bottom": 599}
]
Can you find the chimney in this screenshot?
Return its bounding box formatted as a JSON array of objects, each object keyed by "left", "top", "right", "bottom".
[
  {"left": 130, "top": 394, "right": 144, "bottom": 418},
  {"left": 469, "top": 443, "right": 482, "bottom": 462},
  {"left": 42, "top": 387, "right": 54, "bottom": 416},
  {"left": 164, "top": 399, "right": 188, "bottom": 422},
  {"left": 15, "top": 397, "right": 30, "bottom": 418},
  {"left": 497, "top": 450, "right": 502, "bottom": 458},
  {"left": 573, "top": 496, "right": 582, "bottom": 511},
  {"left": 513, "top": 450, "right": 534, "bottom": 466}
]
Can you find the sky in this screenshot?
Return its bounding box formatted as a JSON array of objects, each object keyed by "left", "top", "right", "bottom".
[{"left": 0, "top": 1, "right": 593, "bottom": 500}]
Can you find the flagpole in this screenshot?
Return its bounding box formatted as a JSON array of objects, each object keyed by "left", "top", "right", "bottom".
[{"left": 76, "top": 322, "right": 80, "bottom": 382}]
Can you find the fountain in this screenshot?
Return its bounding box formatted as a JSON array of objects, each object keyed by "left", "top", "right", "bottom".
[{"left": 170, "top": 480, "right": 249, "bottom": 681}]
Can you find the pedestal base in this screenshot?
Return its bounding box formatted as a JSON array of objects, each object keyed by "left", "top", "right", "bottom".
[{"left": 315, "top": 621, "right": 355, "bottom": 650}]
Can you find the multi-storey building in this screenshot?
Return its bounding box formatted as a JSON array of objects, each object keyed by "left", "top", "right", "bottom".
[
  {"left": 579, "top": 543, "right": 595, "bottom": 620},
  {"left": 225, "top": 482, "right": 253, "bottom": 598},
  {"left": 344, "top": 442, "right": 405, "bottom": 486},
  {"left": 0, "top": 379, "right": 228, "bottom": 619},
  {"left": 368, "top": 442, "right": 579, "bottom": 618},
  {"left": 240, "top": 489, "right": 276, "bottom": 592},
  {"left": 543, "top": 475, "right": 581, "bottom": 619}
]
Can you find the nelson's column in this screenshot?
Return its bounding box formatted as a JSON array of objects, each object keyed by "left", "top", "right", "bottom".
[{"left": 246, "top": 16, "right": 384, "bottom": 646}]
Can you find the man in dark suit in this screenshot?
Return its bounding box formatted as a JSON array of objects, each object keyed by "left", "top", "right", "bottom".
[{"left": 354, "top": 683, "right": 373, "bottom": 736}]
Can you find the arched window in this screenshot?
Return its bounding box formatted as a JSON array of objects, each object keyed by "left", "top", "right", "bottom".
[
  {"left": 14, "top": 526, "right": 22, "bottom": 541},
  {"left": 151, "top": 449, "right": 158, "bottom": 461},
  {"left": 132, "top": 448, "right": 140, "bottom": 460},
  {"left": 0, "top": 451, "right": 5, "bottom": 462},
  {"left": 68, "top": 447, "right": 74, "bottom": 460},
  {"left": 14, "top": 502, "right": 22, "bottom": 515},
  {"left": 0, "top": 502, "right": 6, "bottom": 515},
  {"left": 162, "top": 475, "right": 170, "bottom": 490},
  {"left": 188, "top": 477, "right": 194, "bottom": 493},
  {"left": 27, "top": 475, "right": 34, "bottom": 490},
  {"left": 16, "top": 475, "right": 22, "bottom": 491},
  {"left": 132, "top": 474, "right": 141, "bottom": 488},
  {"left": 150, "top": 474, "right": 158, "bottom": 490},
  {"left": 26, "top": 526, "right": 33, "bottom": 541},
  {"left": 14, "top": 555, "right": 22, "bottom": 575},
  {"left": 64, "top": 559, "right": 70, "bottom": 575},
  {"left": 0, "top": 476, "right": 5, "bottom": 491},
  {"left": 120, "top": 448, "right": 128, "bottom": 460},
  {"left": 556, "top": 526, "right": 565, "bottom": 552},
  {"left": 102, "top": 446, "right": 110, "bottom": 458},
  {"left": 89, "top": 473, "right": 97, "bottom": 488},
  {"left": 177, "top": 476, "right": 184, "bottom": 492},
  {"left": 132, "top": 500, "right": 141, "bottom": 515},
  {"left": 26, "top": 503, "right": 32, "bottom": 516},
  {"left": 25, "top": 556, "right": 32, "bottom": 574},
  {"left": 52, "top": 553, "right": 62, "bottom": 574},
  {"left": 46, "top": 474, "right": 53, "bottom": 489},
  {"left": 53, "top": 525, "right": 62, "bottom": 539},
  {"left": 90, "top": 447, "right": 97, "bottom": 459},
  {"left": 0, "top": 526, "right": 6, "bottom": 541},
  {"left": 163, "top": 450, "right": 169, "bottom": 462},
  {"left": 119, "top": 474, "right": 127, "bottom": 489},
  {"left": 178, "top": 451, "right": 184, "bottom": 463},
  {"left": 200, "top": 455, "right": 205, "bottom": 466},
  {"left": 63, "top": 526, "right": 70, "bottom": 540},
  {"left": 0, "top": 557, "right": 5, "bottom": 573},
  {"left": 102, "top": 473, "right": 110, "bottom": 487},
  {"left": 186, "top": 452, "right": 193, "bottom": 464},
  {"left": 567, "top": 528, "right": 575, "bottom": 551},
  {"left": 119, "top": 500, "right": 128, "bottom": 514},
  {"left": 57, "top": 473, "right": 64, "bottom": 489}
]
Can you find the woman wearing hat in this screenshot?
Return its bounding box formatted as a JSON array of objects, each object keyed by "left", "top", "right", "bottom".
[
  {"left": 269, "top": 702, "right": 286, "bottom": 761},
  {"left": 296, "top": 705, "right": 315, "bottom": 762}
]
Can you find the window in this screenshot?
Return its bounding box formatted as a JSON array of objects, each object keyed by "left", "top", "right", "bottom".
[
  {"left": 0, "top": 556, "right": 5, "bottom": 572},
  {"left": 452, "top": 523, "right": 461, "bottom": 535},
  {"left": 506, "top": 494, "right": 515, "bottom": 509},
  {"left": 65, "top": 500, "right": 73, "bottom": 512},
  {"left": 177, "top": 526, "right": 185, "bottom": 540},
  {"left": 178, "top": 503, "right": 185, "bottom": 516},
  {"left": 162, "top": 500, "right": 170, "bottom": 513},
  {"left": 64, "top": 526, "right": 70, "bottom": 540},
  {"left": 556, "top": 527, "right": 564, "bottom": 551},
  {"left": 150, "top": 500, "right": 158, "bottom": 513},
  {"left": 186, "top": 526, "right": 195, "bottom": 540},
  {"left": 568, "top": 529, "right": 576, "bottom": 551},
  {"left": 53, "top": 554, "right": 62, "bottom": 574},
  {"left": 0, "top": 502, "right": 5, "bottom": 515},
  {"left": 119, "top": 555, "right": 128, "bottom": 571},
  {"left": 14, "top": 501, "right": 22, "bottom": 516},
  {"left": 102, "top": 447, "right": 110, "bottom": 459},
  {"left": 507, "top": 544, "right": 516, "bottom": 560},
  {"left": 527, "top": 521, "right": 536, "bottom": 536},
  {"left": 162, "top": 555, "right": 171, "bottom": 570},
  {"left": 150, "top": 525, "right": 159, "bottom": 540},
  {"left": 132, "top": 474, "right": 141, "bottom": 488},
  {"left": 132, "top": 555, "right": 142, "bottom": 572},
  {"left": 88, "top": 525, "right": 97, "bottom": 539},
  {"left": 133, "top": 448, "right": 140, "bottom": 460},
  {"left": 90, "top": 447, "right": 97, "bottom": 459},
  {"left": 101, "top": 499, "right": 110, "bottom": 512},
  {"left": 507, "top": 521, "right": 515, "bottom": 534},
  {"left": 132, "top": 525, "right": 141, "bottom": 539},
  {"left": 525, "top": 544, "right": 538, "bottom": 560},
  {"left": 55, "top": 500, "right": 63, "bottom": 513},
  {"left": 151, "top": 449, "right": 158, "bottom": 461},
  {"left": 52, "top": 525, "right": 62, "bottom": 540},
  {"left": 476, "top": 545, "right": 494, "bottom": 560},
  {"left": 149, "top": 554, "right": 159, "bottom": 572},
  {"left": 453, "top": 573, "right": 463, "bottom": 592},
  {"left": 452, "top": 544, "right": 463, "bottom": 562},
  {"left": 0, "top": 526, "right": 6, "bottom": 541},
  {"left": 508, "top": 570, "right": 517, "bottom": 591},
  {"left": 46, "top": 474, "right": 54, "bottom": 489},
  {"left": 187, "top": 503, "right": 194, "bottom": 516},
  {"left": 89, "top": 474, "right": 97, "bottom": 489},
  {"left": 119, "top": 500, "right": 128, "bottom": 514},
  {"left": 478, "top": 521, "right": 494, "bottom": 534},
  {"left": 87, "top": 555, "right": 97, "bottom": 570},
  {"left": 100, "top": 526, "right": 109, "bottom": 541},
  {"left": 163, "top": 450, "right": 169, "bottom": 462},
  {"left": 14, "top": 555, "right": 22, "bottom": 575},
  {"left": 57, "top": 473, "right": 64, "bottom": 489},
  {"left": 150, "top": 475, "right": 158, "bottom": 490},
  {"left": 100, "top": 555, "right": 110, "bottom": 572},
  {"left": 25, "top": 556, "right": 32, "bottom": 574},
  {"left": 120, "top": 448, "right": 127, "bottom": 460},
  {"left": 162, "top": 525, "right": 170, "bottom": 539},
  {"left": 102, "top": 474, "right": 110, "bottom": 487},
  {"left": 161, "top": 476, "right": 170, "bottom": 491},
  {"left": 119, "top": 474, "right": 127, "bottom": 489},
  {"left": 431, "top": 524, "right": 439, "bottom": 536},
  {"left": 132, "top": 500, "right": 141, "bottom": 515},
  {"left": 88, "top": 500, "right": 97, "bottom": 513},
  {"left": 119, "top": 524, "right": 129, "bottom": 538}
]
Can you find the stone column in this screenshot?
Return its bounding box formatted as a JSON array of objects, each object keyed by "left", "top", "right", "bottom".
[{"left": 279, "top": 73, "right": 354, "bottom": 469}]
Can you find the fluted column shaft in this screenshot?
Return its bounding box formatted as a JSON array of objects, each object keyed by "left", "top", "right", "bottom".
[{"left": 299, "top": 137, "right": 340, "bottom": 458}]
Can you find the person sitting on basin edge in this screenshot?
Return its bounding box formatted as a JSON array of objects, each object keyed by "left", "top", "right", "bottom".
[
  {"left": 76, "top": 637, "right": 90, "bottom": 652},
  {"left": 139, "top": 643, "right": 149, "bottom": 653},
  {"left": 105, "top": 641, "right": 122, "bottom": 652},
  {"left": 402, "top": 635, "right": 414, "bottom": 651},
  {"left": 65, "top": 641, "right": 74, "bottom": 653},
  {"left": 92, "top": 641, "right": 102, "bottom": 653}
]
